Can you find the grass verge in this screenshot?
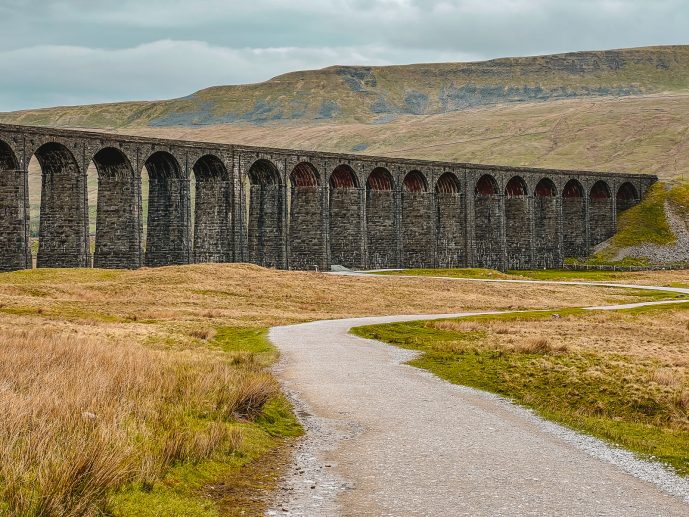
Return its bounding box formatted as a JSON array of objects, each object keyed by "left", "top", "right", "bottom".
[{"left": 352, "top": 303, "right": 689, "bottom": 476}]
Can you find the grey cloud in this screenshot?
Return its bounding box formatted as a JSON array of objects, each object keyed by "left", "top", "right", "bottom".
[{"left": 0, "top": 0, "right": 686, "bottom": 110}]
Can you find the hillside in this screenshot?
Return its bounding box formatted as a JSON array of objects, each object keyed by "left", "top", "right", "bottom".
[{"left": 2, "top": 45, "right": 689, "bottom": 129}]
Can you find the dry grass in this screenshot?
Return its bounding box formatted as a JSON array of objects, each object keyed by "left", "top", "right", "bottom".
[
  {"left": 0, "top": 327, "right": 269, "bottom": 516},
  {"left": 0, "top": 264, "right": 667, "bottom": 514}
]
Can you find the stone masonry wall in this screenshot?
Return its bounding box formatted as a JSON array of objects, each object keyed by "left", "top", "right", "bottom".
[
  {"left": 435, "top": 193, "right": 465, "bottom": 268},
  {"left": 366, "top": 189, "right": 397, "bottom": 269},
  {"left": 474, "top": 195, "right": 502, "bottom": 269},
  {"left": 0, "top": 124, "right": 656, "bottom": 272},
  {"left": 329, "top": 187, "right": 363, "bottom": 269},
  {"left": 289, "top": 186, "right": 325, "bottom": 270},
  {"left": 533, "top": 196, "right": 560, "bottom": 269},
  {"left": 401, "top": 191, "right": 434, "bottom": 268}
]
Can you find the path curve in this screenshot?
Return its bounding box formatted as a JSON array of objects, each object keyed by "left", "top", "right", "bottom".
[{"left": 267, "top": 278, "right": 689, "bottom": 516}]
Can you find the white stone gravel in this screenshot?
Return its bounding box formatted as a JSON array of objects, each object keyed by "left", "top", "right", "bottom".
[{"left": 266, "top": 280, "right": 689, "bottom": 516}]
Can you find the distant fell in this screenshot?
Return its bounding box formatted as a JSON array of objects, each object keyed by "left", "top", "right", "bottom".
[{"left": 2, "top": 45, "right": 689, "bottom": 129}]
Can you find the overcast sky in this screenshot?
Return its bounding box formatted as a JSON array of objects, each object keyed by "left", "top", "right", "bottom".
[{"left": 0, "top": 0, "right": 686, "bottom": 111}]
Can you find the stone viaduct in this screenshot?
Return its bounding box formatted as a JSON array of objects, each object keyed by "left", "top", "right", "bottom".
[{"left": 0, "top": 123, "right": 655, "bottom": 273}]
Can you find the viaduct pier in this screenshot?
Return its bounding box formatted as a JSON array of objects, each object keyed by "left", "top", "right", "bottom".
[{"left": 0, "top": 124, "right": 655, "bottom": 272}]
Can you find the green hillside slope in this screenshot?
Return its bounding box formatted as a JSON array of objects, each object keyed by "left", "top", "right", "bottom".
[{"left": 2, "top": 45, "right": 689, "bottom": 128}]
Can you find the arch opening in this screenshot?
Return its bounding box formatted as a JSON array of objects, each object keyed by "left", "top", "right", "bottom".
[
  {"left": 590, "top": 180, "right": 611, "bottom": 200},
  {"left": 92, "top": 147, "right": 140, "bottom": 269},
  {"left": 249, "top": 159, "right": 280, "bottom": 186},
  {"left": 193, "top": 154, "right": 231, "bottom": 264},
  {"left": 535, "top": 178, "right": 556, "bottom": 198},
  {"left": 34, "top": 142, "right": 90, "bottom": 268},
  {"left": 436, "top": 172, "right": 460, "bottom": 194},
  {"left": 143, "top": 151, "right": 189, "bottom": 267},
  {"left": 475, "top": 174, "right": 498, "bottom": 196},
  {"left": 330, "top": 164, "right": 358, "bottom": 189},
  {"left": 505, "top": 176, "right": 527, "bottom": 198},
  {"left": 402, "top": 170, "right": 427, "bottom": 193},
  {"left": 290, "top": 162, "right": 319, "bottom": 188},
  {"left": 563, "top": 179, "right": 583, "bottom": 198},
  {"left": 367, "top": 167, "right": 393, "bottom": 191}
]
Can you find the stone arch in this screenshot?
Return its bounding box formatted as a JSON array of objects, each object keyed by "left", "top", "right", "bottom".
[
  {"left": 401, "top": 170, "right": 433, "bottom": 267},
  {"left": 533, "top": 178, "right": 559, "bottom": 268},
  {"left": 247, "top": 159, "right": 284, "bottom": 268},
  {"left": 562, "top": 179, "right": 586, "bottom": 258},
  {"left": 0, "top": 139, "right": 30, "bottom": 271},
  {"left": 34, "top": 142, "right": 89, "bottom": 268},
  {"left": 504, "top": 176, "right": 530, "bottom": 269},
  {"left": 435, "top": 172, "right": 464, "bottom": 268},
  {"left": 192, "top": 154, "right": 231, "bottom": 264},
  {"left": 91, "top": 147, "right": 140, "bottom": 269},
  {"left": 288, "top": 162, "right": 325, "bottom": 270},
  {"left": 616, "top": 182, "right": 639, "bottom": 214},
  {"left": 143, "top": 151, "right": 190, "bottom": 267},
  {"left": 589, "top": 180, "right": 613, "bottom": 246},
  {"left": 366, "top": 167, "right": 396, "bottom": 268},
  {"left": 402, "top": 170, "right": 428, "bottom": 193},
  {"left": 474, "top": 174, "right": 501, "bottom": 268},
  {"left": 436, "top": 172, "right": 460, "bottom": 194},
  {"left": 329, "top": 164, "right": 363, "bottom": 269}
]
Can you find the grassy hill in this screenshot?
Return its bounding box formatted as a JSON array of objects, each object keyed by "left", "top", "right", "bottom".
[{"left": 2, "top": 45, "right": 689, "bottom": 129}]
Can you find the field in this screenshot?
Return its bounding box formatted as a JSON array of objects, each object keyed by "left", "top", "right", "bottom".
[
  {"left": 354, "top": 279, "right": 689, "bottom": 476},
  {"left": 1, "top": 264, "right": 661, "bottom": 515}
]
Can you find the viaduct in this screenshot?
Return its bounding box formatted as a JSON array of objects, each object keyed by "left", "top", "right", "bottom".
[{"left": 0, "top": 123, "right": 655, "bottom": 273}]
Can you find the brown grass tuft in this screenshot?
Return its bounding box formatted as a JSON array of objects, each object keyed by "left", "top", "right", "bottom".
[
  {"left": 512, "top": 337, "right": 568, "bottom": 355},
  {"left": 0, "top": 327, "right": 273, "bottom": 515}
]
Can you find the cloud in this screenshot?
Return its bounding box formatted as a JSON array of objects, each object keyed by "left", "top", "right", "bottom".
[{"left": 0, "top": 0, "right": 686, "bottom": 110}]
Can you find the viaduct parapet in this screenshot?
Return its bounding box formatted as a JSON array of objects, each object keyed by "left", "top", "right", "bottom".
[{"left": 0, "top": 123, "right": 655, "bottom": 272}]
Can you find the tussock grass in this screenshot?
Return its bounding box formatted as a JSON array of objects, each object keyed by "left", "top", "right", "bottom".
[
  {"left": 353, "top": 303, "right": 689, "bottom": 475},
  {"left": 0, "top": 328, "right": 274, "bottom": 516}
]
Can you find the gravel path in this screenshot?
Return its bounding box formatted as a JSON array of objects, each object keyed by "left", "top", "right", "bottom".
[{"left": 267, "top": 279, "right": 689, "bottom": 516}]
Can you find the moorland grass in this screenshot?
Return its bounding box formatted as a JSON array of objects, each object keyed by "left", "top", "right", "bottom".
[
  {"left": 352, "top": 303, "right": 689, "bottom": 475},
  {"left": 0, "top": 264, "right": 680, "bottom": 515}
]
